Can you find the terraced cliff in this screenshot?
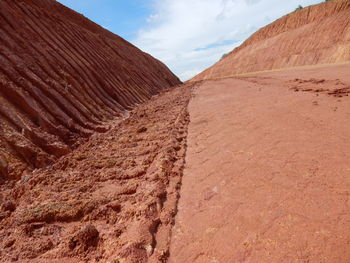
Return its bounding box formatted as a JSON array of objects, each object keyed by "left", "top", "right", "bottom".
[
  {"left": 0, "top": 0, "right": 181, "bottom": 179},
  {"left": 192, "top": 0, "right": 350, "bottom": 81}
]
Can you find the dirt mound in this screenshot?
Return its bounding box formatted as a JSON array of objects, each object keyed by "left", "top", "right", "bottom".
[
  {"left": 0, "top": 0, "right": 181, "bottom": 179},
  {"left": 192, "top": 0, "right": 350, "bottom": 81}
]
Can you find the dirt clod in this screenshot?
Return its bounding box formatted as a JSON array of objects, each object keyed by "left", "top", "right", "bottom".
[
  {"left": 69, "top": 225, "right": 99, "bottom": 252},
  {"left": 1, "top": 200, "right": 16, "bottom": 212},
  {"left": 137, "top": 127, "right": 148, "bottom": 133},
  {"left": 0, "top": 155, "right": 8, "bottom": 179}
]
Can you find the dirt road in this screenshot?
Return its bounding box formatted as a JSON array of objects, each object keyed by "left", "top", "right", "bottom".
[{"left": 169, "top": 63, "right": 350, "bottom": 262}]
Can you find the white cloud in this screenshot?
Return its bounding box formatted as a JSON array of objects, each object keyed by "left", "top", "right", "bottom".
[
  {"left": 133, "top": 0, "right": 323, "bottom": 81},
  {"left": 146, "top": 14, "right": 160, "bottom": 23}
]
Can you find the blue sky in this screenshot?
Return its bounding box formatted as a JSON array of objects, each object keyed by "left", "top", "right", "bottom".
[
  {"left": 57, "top": 0, "right": 152, "bottom": 40},
  {"left": 57, "top": 0, "right": 324, "bottom": 80}
]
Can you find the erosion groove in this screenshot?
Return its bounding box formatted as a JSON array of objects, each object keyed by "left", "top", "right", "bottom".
[
  {"left": 192, "top": 0, "right": 350, "bottom": 81},
  {"left": 0, "top": 0, "right": 181, "bottom": 179}
]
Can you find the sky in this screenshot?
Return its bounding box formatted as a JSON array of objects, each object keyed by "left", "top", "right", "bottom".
[{"left": 57, "top": 0, "right": 324, "bottom": 80}]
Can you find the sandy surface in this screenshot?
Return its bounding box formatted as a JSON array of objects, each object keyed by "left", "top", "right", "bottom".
[{"left": 169, "top": 63, "right": 350, "bottom": 262}]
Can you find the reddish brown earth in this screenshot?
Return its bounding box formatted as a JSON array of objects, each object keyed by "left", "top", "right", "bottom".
[
  {"left": 192, "top": 0, "right": 350, "bottom": 81},
  {"left": 2, "top": 0, "right": 350, "bottom": 262},
  {"left": 0, "top": 0, "right": 180, "bottom": 180},
  {"left": 0, "top": 83, "right": 194, "bottom": 263},
  {"left": 169, "top": 63, "right": 350, "bottom": 262}
]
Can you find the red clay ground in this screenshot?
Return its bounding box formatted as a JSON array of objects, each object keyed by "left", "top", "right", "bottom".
[
  {"left": 0, "top": 84, "right": 193, "bottom": 263},
  {"left": 169, "top": 63, "right": 350, "bottom": 262},
  {"left": 2, "top": 63, "right": 350, "bottom": 263}
]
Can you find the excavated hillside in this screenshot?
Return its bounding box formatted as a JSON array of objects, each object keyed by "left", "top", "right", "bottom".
[
  {"left": 0, "top": 0, "right": 181, "bottom": 180},
  {"left": 192, "top": 0, "right": 350, "bottom": 81}
]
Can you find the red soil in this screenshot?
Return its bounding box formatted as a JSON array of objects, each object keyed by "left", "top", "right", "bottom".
[
  {"left": 169, "top": 63, "right": 350, "bottom": 262},
  {"left": 1, "top": 0, "right": 350, "bottom": 262},
  {"left": 0, "top": 0, "right": 180, "bottom": 180},
  {"left": 0, "top": 83, "right": 193, "bottom": 263},
  {"left": 192, "top": 0, "right": 350, "bottom": 81}
]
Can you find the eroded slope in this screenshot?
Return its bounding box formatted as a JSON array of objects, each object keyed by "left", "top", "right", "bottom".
[
  {"left": 192, "top": 0, "right": 350, "bottom": 81},
  {"left": 0, "top": 0, "right": 181, "bottom": 179}
]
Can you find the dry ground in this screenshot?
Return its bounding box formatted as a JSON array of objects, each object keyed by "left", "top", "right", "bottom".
[
  {"left": 170, "top": 63, "right": 350, "bottom": 263},
  {"left": 0, "top": 84, "right": 193, "bottom": 263}
]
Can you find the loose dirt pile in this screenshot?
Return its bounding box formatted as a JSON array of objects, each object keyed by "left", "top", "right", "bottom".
[
  {"left": 0, "top": 84, "right": 193, "bottom": 263},
  {"left": 0, "top": 0, "right": 180, "bottom": 180},
  {"left": 290, "top": 78, "right": 350, "bottom": 97}
]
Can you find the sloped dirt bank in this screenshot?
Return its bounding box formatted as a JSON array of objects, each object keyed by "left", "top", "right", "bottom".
[
  {"left": 0, "top": 84, "right": 193, "bottom": 263},
  {"left": 192, "top": 0, "right": 350, "bottom": 81},
  {"left": 0, "top": 0, "right": 180, "bottom": 179}
]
